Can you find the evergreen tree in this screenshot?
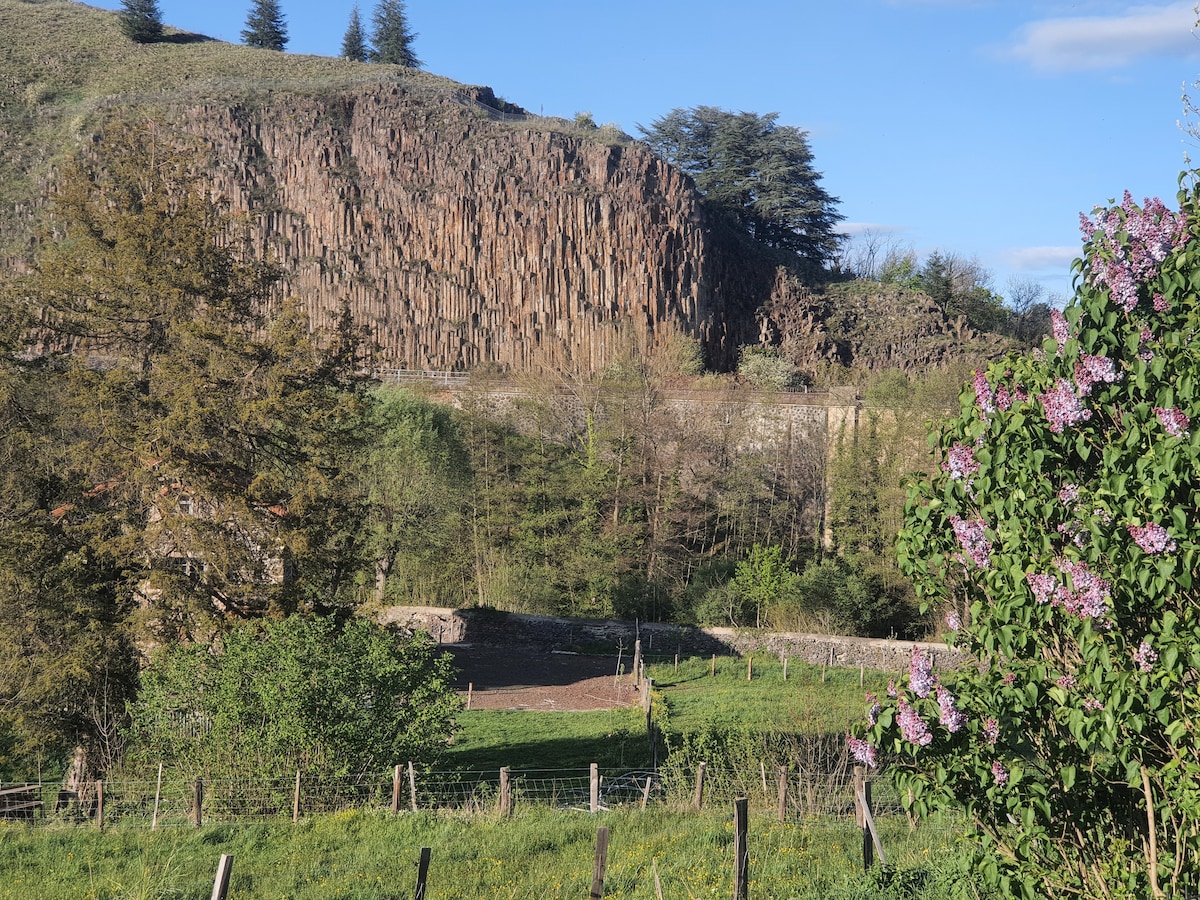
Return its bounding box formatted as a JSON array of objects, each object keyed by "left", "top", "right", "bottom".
[
  {"left": 371, "top": 0, "right": 419, "bottom": 67},
  {"left": 118, "top": 0, "right": 163, "bottom": 43},
  {"left": 241, "top": 0, "right": 288, "bottom": 51},
  {"left": 340, "top": 5, "right": 368, "bottom": 62},
  {"left": 639, "top": 106, "right": 844, "bottom": 268}
]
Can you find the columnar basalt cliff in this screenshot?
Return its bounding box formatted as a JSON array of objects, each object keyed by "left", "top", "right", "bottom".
[{"left": 143, "top": 85, "right": 821, "bottom": 375}]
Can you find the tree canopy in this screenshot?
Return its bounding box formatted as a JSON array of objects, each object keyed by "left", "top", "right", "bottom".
[
  {"left": 858, "top": 182, "right": 1200, "bottom": 896},
  {"left": 340, "top": 5, "right": 368, "bottom": 62},
  {"left": 241, "top": 0, "right": 288, "bottom": 51},
  {"left": 370, "top": 0, "right": 419, "bottom": 67},
  {"left": 639, "top": 106, "right": 844, "bottom": 269},
  {"left": 118, "top": 0, "right": 163, "bottom": 43}
]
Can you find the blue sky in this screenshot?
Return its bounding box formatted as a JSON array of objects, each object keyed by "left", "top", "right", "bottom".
[{"left": 93, "top": 0, "right": 1200, "bottom": 305}]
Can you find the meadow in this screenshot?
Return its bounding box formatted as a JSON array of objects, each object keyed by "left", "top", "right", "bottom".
[{"left": 1, "top": 652, "right": 987, "bottom": 898}]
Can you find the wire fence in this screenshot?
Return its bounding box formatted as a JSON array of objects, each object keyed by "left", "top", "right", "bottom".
[{"left": 1, "top": 764, "right": 918, "bottom": 830}]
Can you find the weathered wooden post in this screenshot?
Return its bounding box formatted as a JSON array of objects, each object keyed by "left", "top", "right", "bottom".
[
  {"left": 589, "top": 826, "right": 610, "bottom": 899},
  {"left": 747, "top": 655, "right": 753, "bottom": 682},
  {"left": 414, "top": 846, "right": 431, "bottom": 900},
  {"left": 392, "top": 764, "right": 402, "bottom": 814},
  {"left": 590, "top": 763, "right": 600, "bottom": 814},
  {"left": 777, "top": 767, "right": 788, "bottom": 823},
  {"left": 693, "top": 762, "right": 707, "bottom": 810},
  {"left": 210, "top": 854, "right": 234, "bottom": 900},
  {"left": 632, "top": 640, "right": 642, "bottom": 687},
  {"left": 95, "top": 779, "right": 104, "bottom": 830},
  {"left": 151, "top": 762, "right": 163, "bottom": 831},
  {"left": 733, "top": 797, "right": 749, "bottom": 900},
  {"left": 498, "top": 766, "right": 511, "bottom": 817},
  {"left": 641, "top": 775, "right": 652, "bottom": 811},
  {"left": 853, "top": 765, "right": 885, "bottom": 870},
  {"left": 781, "top": 654, "right": 788, "bottom": 681},
  {"left": 466, "top": 682, "right": 473, "bottom": 710},
  {"left": 710, "top": 654, "right": 716, "bottom": 677},
  {"left": 193, "top": 777, "right": 204, "bottom": 829},
  {"left": 292, "top": 769, "right": 301, "bottom": 824},
  {"left": 408, "top": 761, "right": 418, "bottom": 812}
]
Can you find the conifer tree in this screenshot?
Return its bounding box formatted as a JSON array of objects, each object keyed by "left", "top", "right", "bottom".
[
  {"left": 241, "top": 0, "right": 288, "bottom": 51},
  {"left": 341, "top": 5, "right": 368, "bottom": 62},
  {"left": 118, "top": 0, "right": 163, "bottom": 43},
  {"left": 370, "top": 0, "right": 419, "bottom": 67}
]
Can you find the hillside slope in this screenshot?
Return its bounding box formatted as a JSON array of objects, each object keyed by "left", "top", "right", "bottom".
[{"left": 2, "top": 0, "right": 1009, "bottom": 377}]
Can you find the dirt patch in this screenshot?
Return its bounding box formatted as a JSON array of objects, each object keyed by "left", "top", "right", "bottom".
[{"left": 445, "top": 644, "right": 638, "bottom": 711}]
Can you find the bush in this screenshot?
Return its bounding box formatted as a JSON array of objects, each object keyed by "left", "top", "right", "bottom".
[
  {"left": 126, "top": 615, "right": 461, "bottom": 779},
  {"left": 861, "top": 183, "right": 1200, "bottom": 896}
]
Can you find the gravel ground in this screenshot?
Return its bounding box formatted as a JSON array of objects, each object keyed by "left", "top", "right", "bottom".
[{"left": 445, "top": 644, "right": 639, "bottom": 711}]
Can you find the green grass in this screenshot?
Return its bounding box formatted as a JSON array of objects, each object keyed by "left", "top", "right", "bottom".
[
  {"left": 647, "top": 652, "right": 890, "bottom": 736},
  {"left": 0, "top": 807, "right": 981, "bottom": 900}
]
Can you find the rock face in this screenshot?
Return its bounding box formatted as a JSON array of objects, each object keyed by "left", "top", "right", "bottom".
[{"left": 157, "top": 85, "right": 797, "bottom": 374}]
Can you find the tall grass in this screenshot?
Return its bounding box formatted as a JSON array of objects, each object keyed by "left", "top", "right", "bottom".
[{"left": 0, "top": 806, "right": 985, "bottom": 899}]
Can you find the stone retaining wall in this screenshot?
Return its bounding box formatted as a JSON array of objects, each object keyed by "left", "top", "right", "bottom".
[{"left": 378, "top": 605, "right": 967, "bottom": 673}]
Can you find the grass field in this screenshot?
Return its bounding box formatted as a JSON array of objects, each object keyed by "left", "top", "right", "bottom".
[{"left": 0, "top": 807, "right": 980, "bottom": 900}]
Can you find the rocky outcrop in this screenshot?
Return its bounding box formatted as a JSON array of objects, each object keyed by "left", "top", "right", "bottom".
[{"left": 132, "top": 84, "right": 794, "bottom": 374}]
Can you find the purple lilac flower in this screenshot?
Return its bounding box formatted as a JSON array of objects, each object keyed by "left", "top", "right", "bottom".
[
  {"left": 1026, "top": 572, "right": 1059, "bottom": 605},
  {"left": 973, "top": 370, "right": 995, "bottom": 416},
  {"left": 1128, "top": 522, "right": 1177, "bottom": 554},
  {"left": 949, "top": 515, "right": 991, "bottom": 569},
  {"left": 897, "top": 698, "right": 933, "bottom": 747},
  {"left": 847, "top": 734, "right": 877, "bottom": 768},
  {"left": 1154, "top": 406, "right": 1190, "bottom": 438},
  {"left": 982, "top": 717, "right": 999, "bottom": 746},
  {"left": 1037, "top": 379, "right": 1092, "bottom": 433},
  {"left": 1001, "top": 672, "right": 1016, "bottom": 687},
  {"left": 865, "top": 693, "right": 881, "bottom": 727},
  {"left": 1080, "top": 193, "right": 1189, "bottom": 313},
  {"left": 1053, "top": 558, "right": 1111, "bottom": 623},
  {"left": 1057, "top": 519, "right": 1086, "bottom": 548},
  {"left": 1153, "top": 292, "right": 1171, "bottom": 312},
  {"left": 945, "top": 610, "right": 961, "bottom": 632},
  {"left": 1139, "top": 327, "right": 1156, "bottom": 362},
  {"left": 991, "top": 760, "right": 1009, "bottom": 785},
  {"left": 936, "top": 687, "right": 967, "bottom": 733},
  {"left": 909, "top": 646, "right": 935, "bottom": 698},
  {"left": 1057, "top": 483, "right": 1080, "bottom": 506},
  {"left": 1051, "top": 309, "right": 1071, "bottom": 347},
  {"left": 1055, "top": 674, "right": 1076, "bottom": 690},
  {"left": 1083, "top": 697, "right": 1104, "bottom": 711},
  {"left": 942, "top": 443, "right": 980, "bottom": 483},
  {"left": 887, "top": 678, "right": 898, "bottom": 698},
  {"left": 1074, "top": 354, "right": 1121, "bottom": 396},
  {"left": 1134, "top": 640, "right": 1158, "bottom": 673}
]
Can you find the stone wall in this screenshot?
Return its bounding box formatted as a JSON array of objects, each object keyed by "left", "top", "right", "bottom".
[{"left": 378, "top": 605, "right": 967, "bottom": 673}]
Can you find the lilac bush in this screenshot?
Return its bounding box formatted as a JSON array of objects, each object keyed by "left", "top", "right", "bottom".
[{"left": 857, "top": 184, "right": 1200, "bottom": 898}]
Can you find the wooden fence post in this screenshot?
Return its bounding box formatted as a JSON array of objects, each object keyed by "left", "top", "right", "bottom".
[
  {"left": 641, "top": 775, "right": 652, "bottom": 811},
  {"left": 95, "top": 779, "right": 104, "bottom": 830},
  {"left": 590, "top": 763, "right": 600, "bottom": 814},
  {"left": 498, "top": 767, "right": 511, "bottom": 817},
  {"left": 782, "top": 654, "right": 788, "bottom": 681},
  {"left": 710, "top": 654, "right": 716, "bottom": 677},
  {"left": 777, "top": 767, "right": 788, "bottom": 823},
  {"left": 414, "top": 847, "right": 431, "bottom": 900},
  {"left": 392, "top": 764, "right": 402, "bottom": 814},
  {"left": 466, "top": 682, "right": 473, "bottom": 710},
  {"left": 193, "top": 777, "right": 203, "bottom": 829},
  {"left": 210, "top": 854, "right": 234, "bottom": 900},
  {"left": 632, "top": 640, "right": 642, "bottom": 687},
  {"left": 693, "top": 762, "right": 707, "bottom": 810},
  {"left": 589, "top": 826, "right": 610, "bottom": 899},
  {"left": 853, "top": 765, "right": 885, "bottom": 870},
  {"left": 292, "top": 769, "right": 301, "bottom": 824},
  {"left": 151, "top": 762, "right": 163, "bottom": 831},
  {"left": 733, "top": 797, "right": 749, "bottom": 900},
  {"left": 408, "top": 761, "right": 418, "bottom": 812},
  {"left": 747, "top": 655, "right": 753, "bottom": 681}
]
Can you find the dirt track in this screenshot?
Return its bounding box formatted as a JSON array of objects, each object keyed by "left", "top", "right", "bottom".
[{"left": 445, "top": 644, "right": 639, "bottom": 711}]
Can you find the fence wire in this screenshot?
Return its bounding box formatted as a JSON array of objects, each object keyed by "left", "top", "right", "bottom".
[{"left": 0, "top": 765, "right": 921, "bottom": 830}]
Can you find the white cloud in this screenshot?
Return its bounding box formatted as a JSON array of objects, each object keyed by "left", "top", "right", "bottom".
[
  {"left": 1001, "top": 245, "right": 1081, "bottom": 271},
  {"left": 1009, "top": 2, "right": 1198, "bottom": 71}
]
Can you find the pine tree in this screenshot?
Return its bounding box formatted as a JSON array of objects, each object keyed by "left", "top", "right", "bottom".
[
  {"left": 241, "top": 0, "right": 288, "bottom": 51},
  {"left": 341, "top": 5, "right": 368, "bottom": 62},
  {"left": 118, "top": 0, "right": 163, "bottom": 43},
  {"left": 371, "top": 0, "right": 419, "bottom": 67}
]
